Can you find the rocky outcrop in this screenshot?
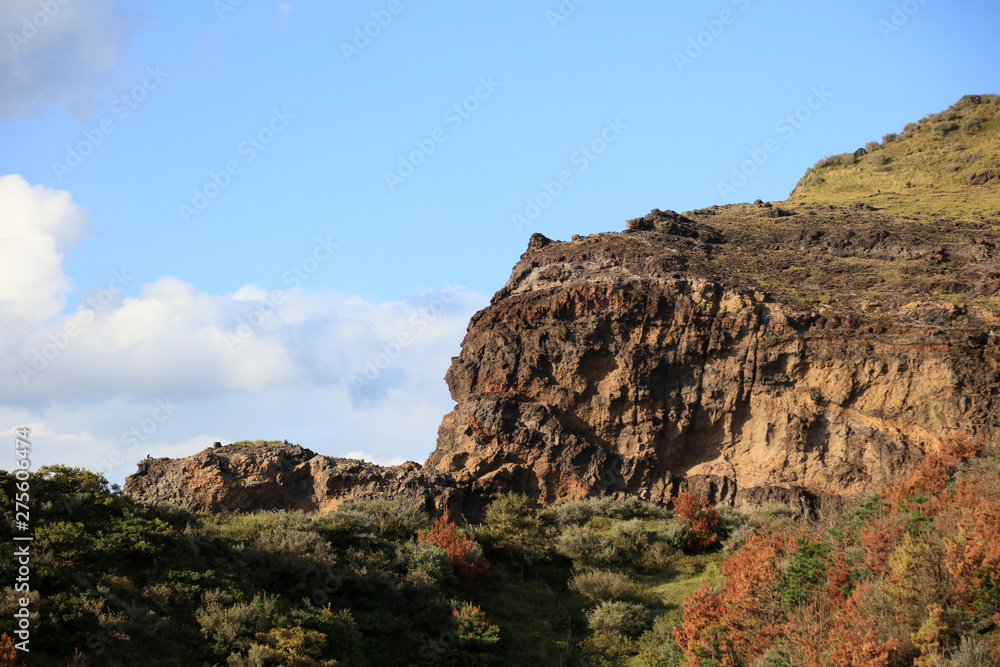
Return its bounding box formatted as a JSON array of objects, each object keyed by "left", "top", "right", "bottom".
[
  {"left": 426, "top": 210, "right": 1000, "bottom": 515},
  {"left": 123, "top": 442, "right": 464, "bottom": 517}
]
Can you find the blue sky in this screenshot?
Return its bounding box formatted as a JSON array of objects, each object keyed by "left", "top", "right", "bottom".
[{"left": 1, "top": 0, "right": 998, "bottom": 486}]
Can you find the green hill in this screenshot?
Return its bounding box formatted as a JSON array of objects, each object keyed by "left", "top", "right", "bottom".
[{"left": 791, "top": 94, "right": 1000, "bottom": 220}]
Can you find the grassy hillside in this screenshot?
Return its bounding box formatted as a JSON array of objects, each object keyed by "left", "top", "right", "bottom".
[
  {"left": 3, "top": 441, "right": 1000, "bottom": 665},
  {"left": 0, "top": 466, "right": 743, "bottom": 666},
  {"left": 790, "top": 94, "right": 1000, "bottom": 221}
]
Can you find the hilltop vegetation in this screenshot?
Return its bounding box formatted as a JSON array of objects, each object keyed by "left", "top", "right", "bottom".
[{"left": 791, "top": 94, "right": 1000, "bottom": 220}]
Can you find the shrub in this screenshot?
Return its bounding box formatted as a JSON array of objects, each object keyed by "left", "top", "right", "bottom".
[
  {"left": 715, "top": 505, "right": 748, "bottom": 537},
  {"left": 556, "top": 524, "right": 617, "bottom": 566},
  {"left": 323, "top": 508, "right": 378, "bottom": 535},
  {"left": 933, "top": 121, "right": 959, "bottom": 137},
  {"left": 655, "top": 520, "right": 691, "bottom": 551},
  {"left": 586, "top": 601, "right": 651, "bottom": 637},
  {"left": 480, "top": 493, "right": 551, "bottom": 565},
  {"left": 452, "top": 602, "right": 500, "bottom": 646},
  {"left": 882, "top": 132, "right": 899, "bottom": 144},
  {"left": 780, "top": 536, "right": 833, "bottom": 606},
  {"left": 0, "top": 634, "right": 19, "bottom": 667},
  {"left": 866, "top": 140, "right": 882, "bottom": 153},
  {"left": 196, "top": 592, "right": 278, "bottom": 653},
  {"left": 672, "top": 492, "right": 719, "bottom": 551},
  {"left": 417, "top": 516, "right": 489, "bottom": 588},
  {"left": 814, "top": 153, "right": 856, "bottom": 169},
  {"left": 612, "top": 518, "right": 651, "bottom": 556},
  {"left": 962, "top": 118, "right": 983, "bottom": 135},
  {"left": 570, "top": 569, "right": 648, "bottom": 604},
  {"left": 637, "top": 616, "right": 685, "bottom": 667},
  {"left": 544, "top": 499, "right": 594, "bottom": 525},
  {"left": 869, "top": 152, "right": 892, "bottom": 168},
  {"left": 338, "top": 497, "right": 427, "bottom": 538},
  {"left": 902, "top": 121, "right": 920, "bottom": 136},
  {"left": 948, "top": 636, "right": 1000, "bottom": 667},
  {"left": 398, "top": 540, "right": 453, "bottom": 584}
]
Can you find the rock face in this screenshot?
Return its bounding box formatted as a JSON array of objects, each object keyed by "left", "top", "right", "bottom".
[
  {"left": 426, "top": 208, "right": 1000, "bottom": 515},
  {"left": 123, "top": 442, "right": 464, "bottom": 517}
]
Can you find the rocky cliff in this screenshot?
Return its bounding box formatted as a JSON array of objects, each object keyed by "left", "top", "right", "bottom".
[
  {"left": 427, "top": 206, "right": 1000, "bottom": 514},
  {"left": 124, "top": 441, "right": 464, "bottom": 517},
  {"left": 125, "top": 95, "right": 1000, "bottom": 518}
]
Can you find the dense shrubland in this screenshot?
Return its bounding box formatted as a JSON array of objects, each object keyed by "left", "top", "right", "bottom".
[{"left": 2, "top": 437, "right": 999, "bottom": 665}]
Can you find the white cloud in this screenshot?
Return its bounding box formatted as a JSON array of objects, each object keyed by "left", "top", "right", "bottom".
[
  {"left": 0, "top": 174, "right": 92, "bottom": 323},
  {"left": 0, "top": 175, "right": 487, "bottom": 484},
  {"left": 0, "top": 0, "right": 137, "bottom": 121}
]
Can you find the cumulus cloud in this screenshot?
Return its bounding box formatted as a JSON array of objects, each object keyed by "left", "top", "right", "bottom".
[
  {"left": 0, "top": 0, "right": 137, "bottom": 121},
  {"left": 0, "top": 174, "right": 92, "bottom": 323},
  {"left": 0, "top": 175, "right": 486, "bottom": 483}
]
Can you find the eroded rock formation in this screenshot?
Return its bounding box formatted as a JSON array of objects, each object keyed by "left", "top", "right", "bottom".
[
  {"left": 426, "top": 207, "right": 1000, "bottom": 515},
  {"left": 124, "top": 441, "right": 464, "bottom": 516}
]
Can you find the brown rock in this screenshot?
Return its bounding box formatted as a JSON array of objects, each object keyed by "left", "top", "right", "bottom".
[
  {"left": 426, "top": 219, "right": 1000, "bottom": 516},
  {"left": 123, "top": 441, "right": 464, "bottom": 517}
]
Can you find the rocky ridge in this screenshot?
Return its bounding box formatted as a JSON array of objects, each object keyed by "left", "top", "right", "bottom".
[
  {"left": 124, "top": 441, "right": 464, "bottom": 517},
  {"left": 124, "top": 96, "right": 1000, "bottom": 518}
]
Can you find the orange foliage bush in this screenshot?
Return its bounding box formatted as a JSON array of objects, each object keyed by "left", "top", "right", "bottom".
[
  {"left": 674, "top": 435, "right": 999, "bottom": 666},
  {"left": 673, "top": 534, "right": 787, "bottom": 665},
  {"left": 0, "top": 634, "right": 21, "bottom": 667},
  {"left": 417, "top": 515, "right": 489, "bottom": 589},
  {"left": 672, "top": 491, "right": 719, "bottom": 550}
]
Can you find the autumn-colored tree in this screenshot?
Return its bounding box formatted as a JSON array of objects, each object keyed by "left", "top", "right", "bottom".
[
  {"left": 671, "top": 434, "right": 1000, "bottom": 666},
  {"left": 0, "top": 634, "right": 20, "bottom": 667},
  {"left": 417, "top": 515, "right": 489, "bottom": 589},
  {"left": 673, "top": 534, "right": 787, "bottom": 665},
  {"left": 672, "top": 491, "right": 719, "bottom": 551}
]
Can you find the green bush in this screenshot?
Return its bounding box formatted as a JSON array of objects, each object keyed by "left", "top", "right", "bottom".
[
  {"left": 611, "top": 518, "right": 651, "bottom": 564},
  {"left": 814, "top": 153, "right": 855, "bottom": 169},
  {"left": 962, "top": 118, "right": 983, "bottom": 135},
  {"left": 933, "top": 121, "right": 960, "bottom": 136},
  {"left": 868, "top": 152, "right": 891, "bottom": 168},
  {"left": 637, "top": 615, "right": 684, "bottom": 666},
  {"left": 586, "top": 601, "right": 650, "bottom": 637},
  {"left": 780, "top": 537, "right": 833, "bottom": 606},
  {"left": 882, "top": 132, "right": 899, "bottom": 144},
  {"left": 480, "top": 493, "right": 551, "bottom": 564},
  {"left": 865, "top": 140, "right": 881, "bottom": 152},
  {"left": 569, "top": 569, "right": 649, "bottom": 604},
  {"left": 338, "top": 497, "right": 427, "bottom": 538},
  {"left": 556, "top": 524, "right": 617, "bottom": 567},
  {"left": 398, "top": 540, "right": 453, "bottom": 584},
  {"left": 654, "top": 520, "right": 691, "bottom": 551}
]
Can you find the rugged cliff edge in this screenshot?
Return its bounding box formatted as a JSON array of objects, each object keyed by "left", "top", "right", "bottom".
[
  {"left": 124, "top": 441, "right": 464, "bottom": 517},
  {"left": 125, "top": 95, "right": 1000, "bottom": 517},
  {"left": 427, "top": 209, "right": 1000, "bottom": 514}
]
